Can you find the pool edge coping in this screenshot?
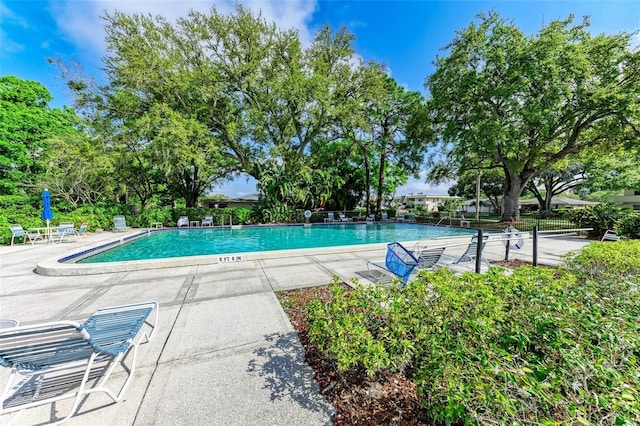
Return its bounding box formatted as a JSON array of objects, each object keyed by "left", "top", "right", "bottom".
[{"left": 35, "top": 229, "right": 478, "bottom": 277}]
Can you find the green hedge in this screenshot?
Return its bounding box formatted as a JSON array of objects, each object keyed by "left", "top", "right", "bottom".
[
  {"left": 0, "top": 202, "right": 258, "bottom": 245},
  {"left": 306, "top": 242, "right": 640, "bottom": 424}
]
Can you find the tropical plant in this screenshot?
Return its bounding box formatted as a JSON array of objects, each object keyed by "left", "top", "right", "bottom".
[{"left": 566, "top": 203, "right": 624, "bottom": 237}]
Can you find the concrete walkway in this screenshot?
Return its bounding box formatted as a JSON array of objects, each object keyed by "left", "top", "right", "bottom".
[{"left": 0, "top": 227, "right": 591, "bottom": 425}]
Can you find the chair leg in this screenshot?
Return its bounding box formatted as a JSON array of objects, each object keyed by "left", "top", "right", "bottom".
[
  {"left": 84, "top": 344, "right": 137, "bottom": 403},
  {"left": 59, "top": 353, "right": 101, "bottom": 425}
]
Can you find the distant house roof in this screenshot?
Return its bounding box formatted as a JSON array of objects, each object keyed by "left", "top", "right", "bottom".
[
  {"left": 232, "top": 193, "right": 260, "bottom": 202},
  {"left": 462, "top": 198, "right": 494, "bottom": 206},
  {"left": 519, "top": 197, "right": 600, "bottom": 206}
]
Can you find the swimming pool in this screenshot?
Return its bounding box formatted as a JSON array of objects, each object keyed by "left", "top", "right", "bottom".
[{"left": 76, "top": 223, "right": 478, "bottom": 263}]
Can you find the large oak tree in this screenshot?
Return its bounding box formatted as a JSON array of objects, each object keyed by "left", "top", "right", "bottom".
[{"left": 427, "top": 13, "right": 640, "bottom": 220}]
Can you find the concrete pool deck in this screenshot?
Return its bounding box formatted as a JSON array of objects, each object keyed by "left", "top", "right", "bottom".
[{"left": 0, "top": 227, "right": 591, "bottom": 425}]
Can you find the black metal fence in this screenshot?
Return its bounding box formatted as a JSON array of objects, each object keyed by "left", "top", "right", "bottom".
[{"left": 418, "top": 213, "right": 578, "bottom": 233}]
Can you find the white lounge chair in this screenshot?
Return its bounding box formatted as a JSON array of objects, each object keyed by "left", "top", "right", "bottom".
[
  {"left": 113, "top": 216, "right": 131, "bottom": 232},
  {"left": 440, "top": 235, "right": 489, "bottom": 268},
  {"left": 50, "top": 222, "right": 75, "bottom": 243},
  {"left": 366, "top": 214, "right": 375, "bottom": 223},
  {"left": 339, "top": 213, "right": 351, "bottom": 222},
  {"left": 177, "top": 216, "right": 189, "bottom": 227},
  {"left": 407, "top": 214, "right": 416, "bottom": 223},
  {"left": 324, "top": 212, "right": 336, "bottom": 223},
  {"left": 601, "top": 230, "right": 620, "bottom": 242},
  {"left": 74, "top": 222, "right": 88, "bottom": 240},
  {"left": 396, "top": 214, "right": 405, "bottom": 222},
  {"left": 202, "top": 216, "right": 214, "bottom": 226},
  {"left": 381, "top": 212, "right": 390, "bottom": 222},
  {"left": 0, "top": 301, "right": 158, "bottom": 424},
  {"left": 9, "top": 224, "right": 42, "bottom": 246},
  {"left": 413, "top": 246, "right": 446, "bottom": 271}
]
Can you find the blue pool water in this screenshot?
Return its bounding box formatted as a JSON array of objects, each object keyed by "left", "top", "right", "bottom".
[{"left": 77, "top": 223, "right": 478, "bottom": 263}]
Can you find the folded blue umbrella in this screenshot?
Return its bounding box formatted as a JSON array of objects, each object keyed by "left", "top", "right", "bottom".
[{"left": 41, "top": 189, "right": 54, "bottom": 226}]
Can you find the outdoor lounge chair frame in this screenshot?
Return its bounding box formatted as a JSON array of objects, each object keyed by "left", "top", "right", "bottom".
[
  {"left": 113, "top": 216, "right": 131, "bottom": 232},
  {"left": 50, "top": 223, "right": 75, "bottom": 244},
  {"left": 324, "top": 212, "right": 336, "bottom": 223},
  {"left": 9, "top": 225, "right": 43, "bottom": 246},
  {"left": 177, "top": 216, "right": 189, "bottom": 228},
  {"left": 0, "top": 301, "right": 158, "bottom": 424},
  {"left": 413, "top": 246, "right": 446, "bottom": 271},
  {"left": 440, "top": 235, "right": 489, "bottom": 269},
  {"left": 601, "top": 229, "right": 620, "bottom": 242},
  {"left": 367, "top": 242, "right": 419, "bottom": 285}
]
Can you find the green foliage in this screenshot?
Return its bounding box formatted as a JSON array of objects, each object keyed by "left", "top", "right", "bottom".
[
  {"left": 251, "top": 200, "right": 298, "bottom": 224},
  {"left": 618, "top": 213, "right": 640, "bottom": 240},
  {"left": 307, "top": 247, "right": 640, "bottom": 424},
  {"left": 173, "top": 207, "right": 256, "bottom": 227},
  {"left": 427, "top": 12, "right": 640, "bottom": 221},
  {"left": 565, "top": 240, "right": 640, "bottom": 281},
  {"left": 566, "top": 203, "right": 624, "bottom": 237},
  {"left": 0, "top": 76, "right": 78, "bottom": 195}
]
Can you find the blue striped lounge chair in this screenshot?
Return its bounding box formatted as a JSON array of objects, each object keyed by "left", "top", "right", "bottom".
[
  {"left": 324, "top": 212, "right": 336, "bottom": 223},
  {"left": 0, "top": 301, "right": 158, "bottom": 424},
  {"left": 9, "top": 224, "right": 43, "bottom": 246},
  {"left": 113, "top": 215, "right": 131, "bottom": 232}
]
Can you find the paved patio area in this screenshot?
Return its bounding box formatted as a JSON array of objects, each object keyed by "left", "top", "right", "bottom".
[{"left": 0, "top": 226, "right": 591, "bottom": 425}]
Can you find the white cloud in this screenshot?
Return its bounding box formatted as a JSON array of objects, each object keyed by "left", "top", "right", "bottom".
[
  {"left": 395, "top": 172, "right": 452, "bottom": 197},
  {"left": 48, "top": 0, "right": 318, "bottom": 60},
  {"left": 210, "top": 175, "right": 258, "bottom": 198}
]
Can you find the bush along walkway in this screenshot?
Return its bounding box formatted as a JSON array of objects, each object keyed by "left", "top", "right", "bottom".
[{"left": 297, "top": 240, "right": 640, "bottom": 425}]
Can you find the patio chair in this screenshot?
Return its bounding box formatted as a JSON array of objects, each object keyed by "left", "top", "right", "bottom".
[
  {"left": 367, "top": 242, "right": 419, "bottom": 286},
  {"left": 366, "top": 214, "right": 375, "bottom": 223},
  {"left": 50, "top": 222, "right": 75, "bottom": 244},
  {"left": 396, "top": 214, "right": 405, "bottom": 222},
  {"left": 177, "top": 216, "right": 189, "bottom": 227},
  {"left": 441, "top": 235, "right": 489, "bottom": 268},
  {"left": 413, "top": 246, "right": 446, "bottom": 271},
  {"left": 202, "top": 216, "right": 214, "bottom": 226},
  {"left": 324, "top": 212, "right": 336, "bottom": 223},
  {"left": 381, "top": 212, "right": 390, "bottom": 222},
  {"left": 113, "top": 216, "right": 131, "bottom": 232},
  {"left": 407, "top": 214, "right": 416, "bottom": 223},
  {"left": 0, "top": 301, "right": 158, "bottom": 424},
  {"left": 74, "top": 222, "right": 88, "bottom": 240},
  {"left": 339, "top": 213, "right": 351, "bottom": 223},
  {"left": 9, "top": 225, "right": 43, "bottom": 246},
  {"left": 601, "top": 229, "right": 620, "bottom": 242}
]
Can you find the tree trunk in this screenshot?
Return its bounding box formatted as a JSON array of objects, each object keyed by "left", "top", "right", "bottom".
[
  {"left": 501, "top": 174, "right": 524, "bottom": 221},
  {"left": 364, "top": 154, "right": 371, "bottom": 215},
  {"left": 376, "top": 151, "right": 386, "bottom": 216}
]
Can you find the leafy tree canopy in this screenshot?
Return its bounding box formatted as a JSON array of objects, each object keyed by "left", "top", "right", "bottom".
[
  {"left": 0, "top": 76, "right": 78, "bottom": 195},
  {"left": 426, "top": 12, "right": 640, "bottom": 220}
]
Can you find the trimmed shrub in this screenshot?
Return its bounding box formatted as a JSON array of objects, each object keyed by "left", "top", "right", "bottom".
[
  {"left": 618, "top": 213, "right": 640, "bottom": 240},
  {"left": 565, "top": 240, "right": 640, "bottom": 280},
  {"left": 307, "top": 250, "right": 640, "bottom": 424},
  {"left": 566, "top": 203, "right": 624, "bottom": 238}
]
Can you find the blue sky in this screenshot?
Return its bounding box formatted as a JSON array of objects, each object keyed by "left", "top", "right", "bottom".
[{"left": 2, "top": 0, "right": 639, "bottom": 197}]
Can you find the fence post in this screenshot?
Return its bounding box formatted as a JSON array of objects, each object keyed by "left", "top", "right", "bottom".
[
  {"left": 475, "top": 229, "right": 483, "bottom": 273},
  {"left": 533, "top": 226, "right": 538, "bottom": 266}
]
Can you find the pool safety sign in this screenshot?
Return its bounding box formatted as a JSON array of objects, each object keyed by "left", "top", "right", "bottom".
[{"left": 217, "top": 255, "right": 244, "bottom": 263}]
